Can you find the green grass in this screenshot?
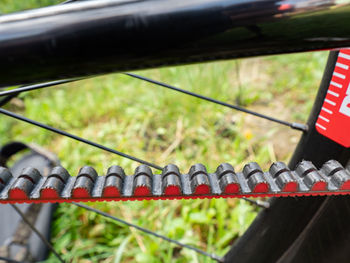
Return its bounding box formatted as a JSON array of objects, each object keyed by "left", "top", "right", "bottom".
[
  {"left": 0, "top": 1, "right": 329, "bottom": 262},
  {"left": 0, "top": 0, "right": 57, "bottom": 13}
]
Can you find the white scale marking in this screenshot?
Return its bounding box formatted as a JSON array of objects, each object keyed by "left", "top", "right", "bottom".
[
  {"left": 327, "top": 90, "right": 339, "bottom": 97},
  {"left": 322, "top": 107, "right": 333, "bottom": 114},
  {"left": 339, "top": 52, "right": 350, "bottom": 60},
  {"left": 330, "top": 81, "right": 342, "bottom": 88},
  {"left": 318, "top": 55, "right": 349, "bottom": 130},
  {"left": 316, "top": 123, "right": 327, "bottom": 130},
  {"left": 333, "top": 71, "right": 346, "bottom": 79},
  {"left": 324, "top": 98, "right": 336, "bottom": 106},
  {"left": 336, "top": 62, "right": 349, "bottom": 70},
  {"left": 318, "top": 115, "right": 330, "bottom": 122}
]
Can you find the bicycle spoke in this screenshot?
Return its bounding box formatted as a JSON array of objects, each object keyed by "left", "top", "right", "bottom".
[
  {"left": 0, "top": 108, "right": 162, "bottom": 170},
  {"left": 0, "top": 77, "right": 264, "bottom": 205},
  {"left": 0, "top": 78, "right": 82, "bottom": 98},
  {"left": 124, "top": 73, "right": 308, "bottom": 132},
  {"left": 73, "top": 202, "right": 223, "bottom": 262},
  {"left": 0, "top": 94, "right": 17, "bottom": 107},
  {"left": 0, "top": 108, "right": 269, "bottom": 207},
  {"left": 60, "top": 0, "right": 78, "bottom": 4},
  {"left": 11, "top": 205, "right": 65, "bottom": 263},
  {"left": 0, "top": 78, "right": 83, "bottom": 109},
  {"left": 241, "top": 197, "right": 270, "bottom": 209}
]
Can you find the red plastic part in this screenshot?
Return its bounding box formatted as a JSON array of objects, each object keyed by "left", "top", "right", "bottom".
[
  {"left": 311, "top": 181, "right": 327, "bottom": 191},
  {"left": 194, "top": 184, "right": 210, "bottom": 195},
  {"left": 72, "top": 188, "right": 91, "bottom": 198},
  {"left": 223, "top": 183, "right": 240, "bottom": 194},
  {"left": 4, "top": 190, "right": 350, "bottom": 205},
  {"left": 9, "top": 189, "right": 29, "bottom": 200},
  {"left": 41, "top": 188, "right": 60, "bottom": 199},
  {"left": 278, "top": 3, "right": 292, "bottom": 10},
  {"left": 164, "top": 185, "right": 181, "bottom": 196},
  {"left": 134, "top": 186, "right": 151, "bottom": 196},
  {"left": 281, "top": 182, "right": 298, "bottom": 192},
  {"left": 340, "top": 180, "right": 350, "bottom": 190},
  {"left": 103, "top": 186, "right": 120, "bottom": 197},
  {"left": 252, "top": 183, "right": 269, "bottom": 193}
]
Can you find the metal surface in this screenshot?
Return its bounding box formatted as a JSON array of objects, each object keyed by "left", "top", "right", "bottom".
[
  {"left": 0, "top": 79, "right": 82, "bottom": 97},
  {"left": 0, "top": 0, "right": 350, "bottom": 86},
  {"left": 0, "top": 160, "right": 350, "bottom": 203}
]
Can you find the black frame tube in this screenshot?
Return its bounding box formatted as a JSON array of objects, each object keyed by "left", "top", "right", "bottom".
[
  {"left": 0, "top": 0, "right": 350, "bottom": 86},
  {"left": 224, "top": 51, "right": 350, "bottom": 263}
]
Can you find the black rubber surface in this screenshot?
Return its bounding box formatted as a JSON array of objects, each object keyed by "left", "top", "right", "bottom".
[
  {"left": 0, "top": 152, "right": 56, "bottom": 262},
  {"left": 278, "top": 196, "right": 350, "bottom": 263}
]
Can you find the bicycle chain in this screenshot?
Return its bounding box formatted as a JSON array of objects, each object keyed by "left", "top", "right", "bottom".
[{"left": 0, "top": 160, "right": 349, "bottom": 204}]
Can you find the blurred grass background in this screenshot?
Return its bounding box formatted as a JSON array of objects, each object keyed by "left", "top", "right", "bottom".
[{"left": 0, "top": 1, "right": 328, "bottom": 262}]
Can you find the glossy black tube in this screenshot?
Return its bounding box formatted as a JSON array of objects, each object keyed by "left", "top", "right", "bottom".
[{"left": 0, "top": 0, "right": 350, "bottom": 86}]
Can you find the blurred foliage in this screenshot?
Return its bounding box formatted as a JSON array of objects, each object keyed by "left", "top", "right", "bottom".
[
  {"left": 0, "top": 0, "right": 59, "bottom": 13},
  {"left": 0, "top": 1, "right": 328, "bottom": 262}
]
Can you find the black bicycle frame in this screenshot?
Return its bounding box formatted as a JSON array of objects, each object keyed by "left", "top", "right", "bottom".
[{"left": 0, "top": 0, "right": 349, "bottom": 86}]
